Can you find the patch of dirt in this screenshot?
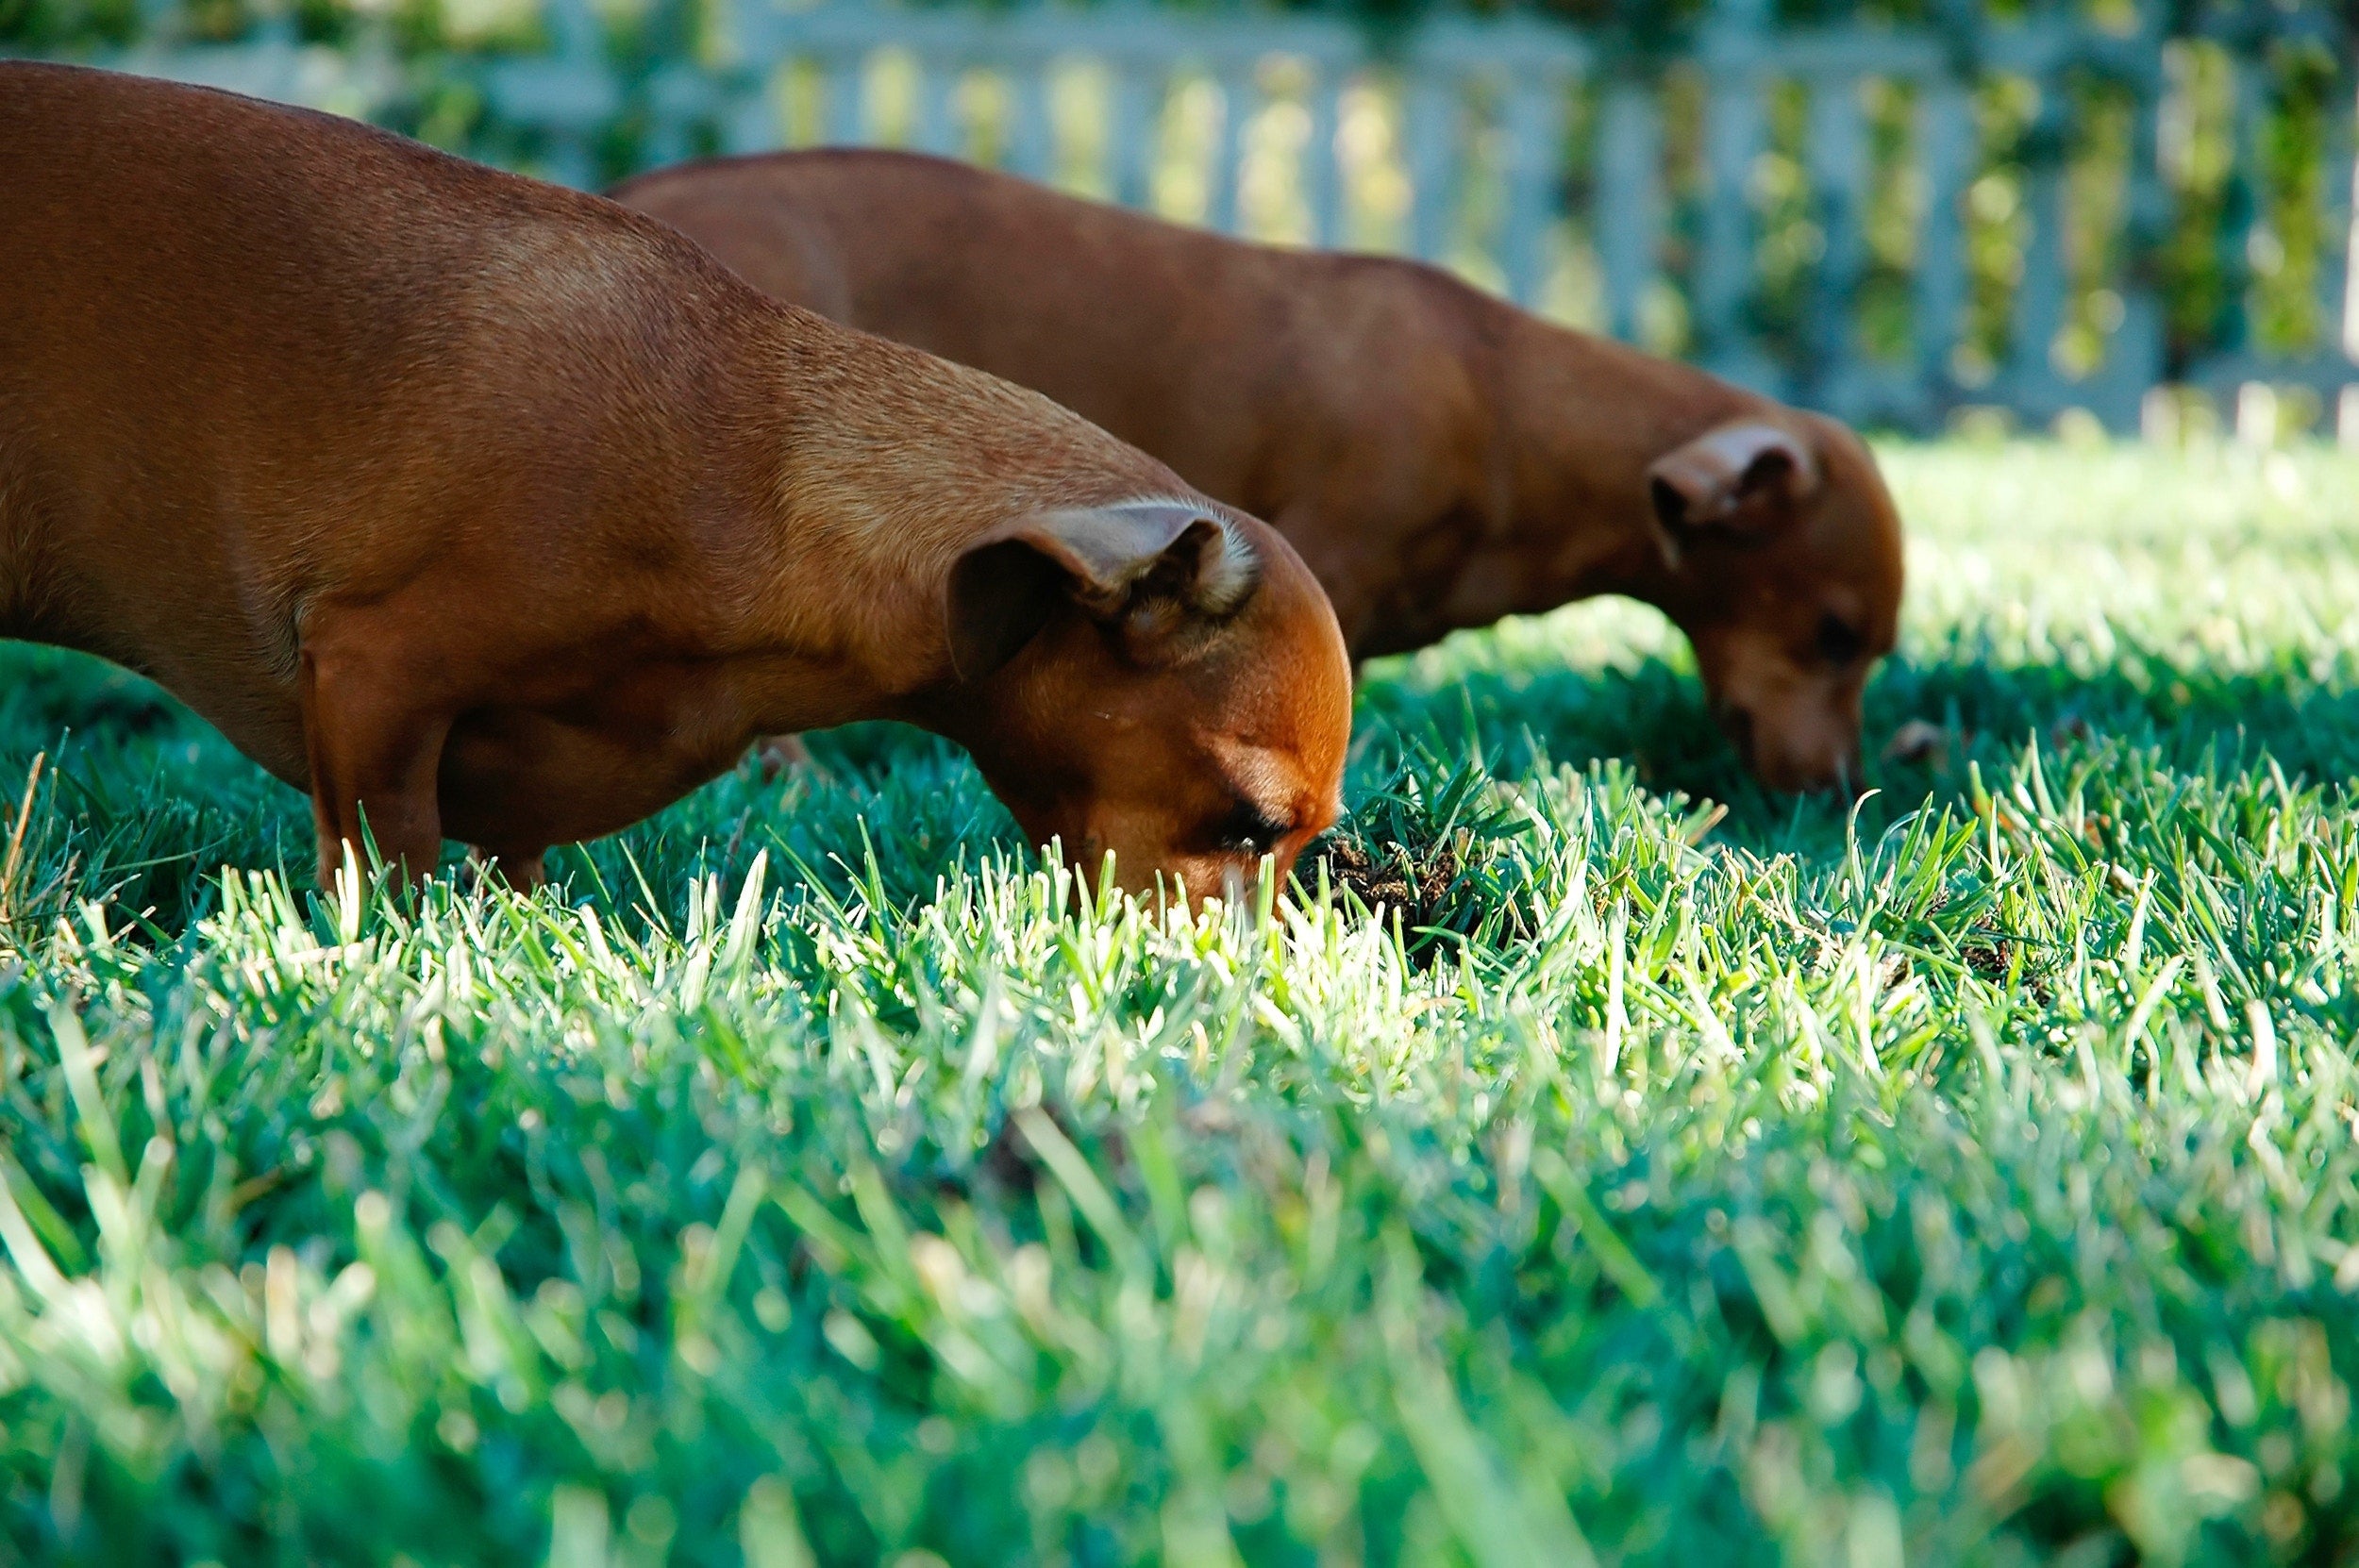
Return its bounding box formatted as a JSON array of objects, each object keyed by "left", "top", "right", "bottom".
[
  {"left": 1962, "top": 936, "right": 2055, "bottom": 1004},
  {"left": 1963, "top": 940, "right": 2012, "bottom": 982},
  {"left": 1313, "top": 834, "right": 1464, "bottom": 933}
]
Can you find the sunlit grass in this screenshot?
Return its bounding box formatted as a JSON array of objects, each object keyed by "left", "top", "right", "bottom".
[{"left": 4, "top": 440, "right": 2359, "bottom": 1563}]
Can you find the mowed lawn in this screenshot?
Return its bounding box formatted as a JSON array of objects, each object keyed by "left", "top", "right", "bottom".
[{"left": 3, "top": 441, "right": 2358, "bottom": 1565}]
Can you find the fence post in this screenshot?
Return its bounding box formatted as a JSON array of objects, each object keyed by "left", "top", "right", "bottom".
[
  {"left": 2330, "top": 75, "right": 2358, "bottom": 442},
  {"left": 1804, "top": 70, "right": 1869, "bottom": 416},
  {"left": 1697, "top": 0, "right": 1776, "bottom": 394},
  {"left": 2224, "top": 47, "right": 2274, "bottom": 367},
  {"left": 2085, "top": 25, "right": 2167, "bottom": 431},
  {"left": 720, "top": 84, "right": 778, "bottom": 155},
  {"left": 2000, "top": 58, "right": 2071, "bottom": 422},
  {"left": 1401, "top": 68, "right": 1457, "bottom": 263},
  {"left": 1105, "top": 60, "right": 1159, "bottom": 210},
  {"left": 1004, "top": 56, "right": 1055, "bottom": 181},
  {"left": 1913, "top": 73, "right": 1974, "bottom": 423},
  {"left": 515, "top": 0, "right": 609, "bottom": 187},
  {"left": 1596, "top": 77, "right": 1661, "bottom": 344},
  {"left": 2333, "top": 78, "right": 2357, "bottom": 368},
  {"left": 1497, "top": 67, "right": 1567, "bottom": 309},
  {"left": 1304, "top": 65, "right": 1347, "bottom": 250},
  {"left": 911, "top": 58, "right": 959, "bottom": 157},
  {"left": 1208, "top": 57, "right": 1255, "bottom": 234},
  {"left": 822, "top": 48, "right": 865, "bottom": 146}
]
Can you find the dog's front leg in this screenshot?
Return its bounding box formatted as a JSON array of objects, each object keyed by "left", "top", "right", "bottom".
[
  {"left": 467, "top": 842, "right": 549, "bottom": 892},
  {"left": 298, "top": 639, "right": 453, "bottom": 891}
]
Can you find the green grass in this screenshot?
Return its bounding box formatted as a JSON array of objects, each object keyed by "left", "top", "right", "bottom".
[{"left": 4, "top": 441, "right": 2359, "bottom": 1565}]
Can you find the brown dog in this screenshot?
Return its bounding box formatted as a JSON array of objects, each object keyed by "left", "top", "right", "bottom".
[
  {"left": 613, "top": 149, "right": 1906, "bottom": 791},
  {"left": 0, "top": 66, "right": 1350, "bottom": 899}
]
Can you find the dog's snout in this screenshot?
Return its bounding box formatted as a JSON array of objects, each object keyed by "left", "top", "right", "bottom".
[
  {"left": 1715, "top": 695, "right": 1867, "bottom": 794},
  {"left": 1799, "top": 753, "right": 1861, "bottom": 796},
  {"left": 1761, "top": 739, "right": 1864, "bottom": 796},
  {"left": 1833, "top": 746, "right": 1864, "bottom": 797}
]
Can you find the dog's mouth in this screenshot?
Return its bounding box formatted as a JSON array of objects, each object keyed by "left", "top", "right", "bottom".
[
  {"left": 1713, "top": 698, "right": 1864, "bottom": 795},
  {"left": 1713, "top": 699, "right": 1758, "bottom": 771}
]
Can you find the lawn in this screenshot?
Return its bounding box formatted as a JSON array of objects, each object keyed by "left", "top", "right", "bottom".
[{"left": 3, "top": 440, "right": 2358, "bottom": 1565}]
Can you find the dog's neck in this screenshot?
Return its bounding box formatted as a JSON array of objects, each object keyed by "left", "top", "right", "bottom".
[
  {"left": 699, "top": 308, "right": 1178, "bottom": 738},
  {"left": 1481, "top": 309, "right": 1765, "bottom": 615}
]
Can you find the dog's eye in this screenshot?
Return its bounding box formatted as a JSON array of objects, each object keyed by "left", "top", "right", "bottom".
[
  {"left": 1815, "top": 612, "right": 1866, "bottom": 665},
  {"left": 1214, "top": 801, "right": 1292, "bottom": 856}
]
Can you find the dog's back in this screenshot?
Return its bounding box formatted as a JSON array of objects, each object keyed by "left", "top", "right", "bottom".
[{"left": 611, "top": 148, "right": 1488, "bottom": 523}]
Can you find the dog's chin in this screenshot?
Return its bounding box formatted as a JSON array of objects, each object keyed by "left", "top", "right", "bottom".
[
  {"left": 1026, "top": 832, "right": 1246, "bottom": 905},
  {"left": 1714, "top": 696, "right": 1864, "bottom": 796},
  {"left": 1157, "top": 857, "right": 1262, "bottom": 909},
  {"left": 1712, "top": 701, "right": 1758, "bottom": 772},
  {"left": 1753, "top": 745, "right": 1864, "bottom": 797}
]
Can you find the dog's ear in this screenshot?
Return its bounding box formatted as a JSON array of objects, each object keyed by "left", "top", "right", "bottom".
[
  {"left": 1645, "top": 422, "right": 1820, "bottom": 566},
  {"left": 946, "top": 501, "right": 1260, "bottom": 681}
]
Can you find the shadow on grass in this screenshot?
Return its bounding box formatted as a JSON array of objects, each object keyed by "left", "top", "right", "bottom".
[
  {"left": 1361, "top": 643, "right": 2359, "bottom": 858},
  {"left": 5, "top": 635, "right": 2355, "bottom": 934}
]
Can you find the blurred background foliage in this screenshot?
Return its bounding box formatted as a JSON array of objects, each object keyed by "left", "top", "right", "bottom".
[{"left": 3, "top": 0, "right": 2349, "bottom": 428}]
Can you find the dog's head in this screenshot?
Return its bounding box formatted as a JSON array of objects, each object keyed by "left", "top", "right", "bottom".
[
  {"left": 1641, "top": 414, "right": 1904, "bottom": 793},
  {"left": 940, "top": 498, "right": 1351, "bottom": 902}
]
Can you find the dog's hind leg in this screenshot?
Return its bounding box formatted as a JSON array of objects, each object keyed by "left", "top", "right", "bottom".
[
  {"left": 466, "top": 842, "right": 549, "bottom": 892},
  {"left": 755, "top": 731, "right": 816, "bottom": 779},
  {"left": 0, "top": 452, "right": 43, "bottom": 642},
  {"left": 298, "top": 634, "right": 454, "bottom": 892}
]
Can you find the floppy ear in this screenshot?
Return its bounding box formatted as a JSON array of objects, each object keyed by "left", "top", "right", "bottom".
[
  {"left": 1645, "top": 421, "right": 1820, "bottom": 566},
  {"left": 945, "top": 500, "right": 1260, "bottom": 681}
]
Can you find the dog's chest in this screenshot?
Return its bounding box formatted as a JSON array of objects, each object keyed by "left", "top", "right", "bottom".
[{"left": 1356, "top": 502, "right": 1489, "bottom": 651}]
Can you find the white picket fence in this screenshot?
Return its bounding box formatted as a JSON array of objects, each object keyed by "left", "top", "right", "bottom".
[{"left": 32, "top": 0, "right": 2359, "bottom": 436}]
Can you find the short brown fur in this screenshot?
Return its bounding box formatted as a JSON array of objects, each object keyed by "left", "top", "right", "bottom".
[
  {"left": 0, "top": 66, "right": 1350, "bottom": 897},
  {"left": 613, "top": 148, "right": 1906, "bottom": 791}
]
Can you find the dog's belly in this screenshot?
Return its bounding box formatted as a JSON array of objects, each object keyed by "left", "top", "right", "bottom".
[
  {"left": 436, "top": 699, "right": 743, "bottom": 852},
  {"left": 0, "top": 416, "right": 317, "bottom": 784},
  {"left": 0, "top": 418, "right": 66, "bottom": 645},
  {"left": 0, "top": 524, "right": 313, "bottom": 788}
]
